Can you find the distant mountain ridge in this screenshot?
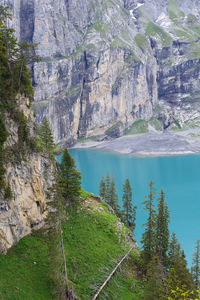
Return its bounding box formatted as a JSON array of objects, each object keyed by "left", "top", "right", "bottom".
[{"left": 2, "top": 0, "right": 200, "bottom": 144}]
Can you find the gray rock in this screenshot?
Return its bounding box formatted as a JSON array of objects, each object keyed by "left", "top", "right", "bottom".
[
  {"left": 0, "top": 96, "right": 55, "bottom": 253},
  {"left": 1, "top": 0, "right": 200, "bottom": 143}
]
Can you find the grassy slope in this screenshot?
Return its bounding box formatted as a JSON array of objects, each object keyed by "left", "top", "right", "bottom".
[
  {"left": 98, "top": 253, "right": 146, "bottom": 300},
  {"left": 125, "top": 120, "right": 149, "bottom": 135},
  {"left": 0, "top": 230, "right": 53, "bottom": 300},
  {"left": 63, "top": 194, "right": 144, "bottom": 299},
  {"left": 0, "top": 194, "right": 145, "bottom": 299}
]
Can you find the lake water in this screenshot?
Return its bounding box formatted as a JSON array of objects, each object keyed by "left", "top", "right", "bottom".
[{"left": 68, "top": 148, "right": 200, "bottom": 267}]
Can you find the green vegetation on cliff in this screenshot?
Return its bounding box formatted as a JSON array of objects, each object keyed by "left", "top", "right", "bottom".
[
  {"left": 0, "top": 6, "right": 40, "bottom": 197},
  {"left": 145, "top": 22, "right": 172, "bottom": 47},
  {"left": 125, "top": 120, "right": 148, "bottom": 135}
]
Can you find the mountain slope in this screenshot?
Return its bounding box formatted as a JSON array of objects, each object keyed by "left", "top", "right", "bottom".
[
  {"left": 0, "top": 193, "right": 144, "bottom": 299},
  {"left": 2, "top": 0, "right": 200, "bottom": 143}
]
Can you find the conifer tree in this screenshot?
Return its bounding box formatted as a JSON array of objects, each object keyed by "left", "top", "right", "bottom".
[
  {"left": 168, "top": 233, "right": 194, "bottom": 290},
  {"left": 99, "top": 176, "right": 106, "bottom": 199},
  {"left": 0, "top": 6, "right": 14, "bottom": 100},
  {"left": 99, "top": 174, "right": 120, "bottom": 215},
  {"left": 38, "top": 117, "right": 55, "bottom": 155},
  {"left": 59, "top": 148, "right": 82, "bottom": 205},
  {"left": 141, "top": 181, "right": 157, "bottom": 264},
  {"left": 146, "top": 254, "right": 165, "bottom": 300},
  {"left": 156, "top": 188, "right": 170, "bottom": 268},
  {"left": 0, "top": 5, "right": 40, "bottom": 101},
  {"left": 122, "top": 178, "right": 137, "bottom": 232},
  {"left": 168, "top": 232, "right": 179, "bottom": 265},
  {"left": 105, "top": 173, "right": 111, "bottom": 205},
  {"left": 191, "top": 239, "right": 200, "bottom": 289},
  {"left": 110, "top": 176, "right": 120, "bottom": 213},
  {"left": 166, "top": 266, "right": 181, "bottom": 296}
]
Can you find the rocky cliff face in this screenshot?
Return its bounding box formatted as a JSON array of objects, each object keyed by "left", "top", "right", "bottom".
[
  {"left": 2, "top": 0, "right": 200, "bottom": 143},
  {"left": 0, "top": 96, "right": 55, "bottom": 253}
]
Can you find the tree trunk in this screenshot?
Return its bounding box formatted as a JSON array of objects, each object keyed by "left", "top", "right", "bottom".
[{"left": 92, "top": 247, "right": 134, "bottom": 300}]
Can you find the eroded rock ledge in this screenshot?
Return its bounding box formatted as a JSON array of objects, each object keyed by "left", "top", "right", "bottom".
[{"left": 0, "top": 96, "right": 55, "bottom": 253}]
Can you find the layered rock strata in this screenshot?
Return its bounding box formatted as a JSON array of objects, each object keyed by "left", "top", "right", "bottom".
[
  {"left": 0, "top": 96, "right": 55, "bottom": 253},
  {"left": 1, "top": 0, "right": 200, "bottom": 143}
]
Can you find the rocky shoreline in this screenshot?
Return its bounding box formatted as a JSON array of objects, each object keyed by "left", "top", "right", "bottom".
[{"left": 72, "top": 129, "right": 200, "bottom": 156}]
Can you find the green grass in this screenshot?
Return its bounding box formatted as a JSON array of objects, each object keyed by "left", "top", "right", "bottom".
[
  {"left": 149, "top": 117, "right": 162, "bottom": 131},
  {"left": 145, "top": 22, "right": 172, "bottom": 46},
  {"left": 0, "top": 195, "right": 144, "bottom": 300},
  {"left": 125, "top": 52, "right": 140, "bottom": 64},
  {"left": 168, "top": 0, "right": 185, "bottom": 22},
  {"left": 126, "top": 120, "right": 149, "bottom": 135},
  {"left": 89, "top": 20, "right": 105, "bottom": 32},
  {"left": 187, "top": 14, "right": 197, "bottom": 23},
  {"left": 170, "top": 119, "right": 200, "bottom": 132},
  {"left": 65, "top": 84, "right": 80, "bottom": 97},
  {"left": 77, "top": 135, "right": 100, "bottom": 143},
  {"left": 175, "top": 29, "right": 195, "bottom": 41},
  {"left": 98, "top": 251, "right": 147, "bottom": 300},
  {"left": 190, "top": 133, "right": 200, "bottom": 139},
  {"left": 111, "top": 35, "right": 129, "bottom": 49},
  {"left": 190, "top": 48, "right": 200, "bottom": 58},
  {"left": 86, "top": 43, "right": 96, "bottom": 50},
  {"left": 0, "top": 230, "right": 53, "bottom": 300},
  {"left": 65, "top": 45, "right": 83, "bottom": 60},
  {"left": 80, "top": 189, "right": 98, "bottom": 200},
  {"left": 134, "top": 34, "right": 148, "bottom": 49},
  {"left": 87, "top": 20, "right": 110, "bottom": 40},
  {"left": 189, "top": 25, "right": 200, "bottom": 35},
  {"left": 105, "top": 121, "right": 123, "bottom": 135},
  {"left": 63, "top": 197, "right": 140, "bottom": 299}
]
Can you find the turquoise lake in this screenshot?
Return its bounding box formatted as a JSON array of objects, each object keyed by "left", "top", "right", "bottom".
[{"left": 68, "top": 148, "right": 200, "bottom": 267}]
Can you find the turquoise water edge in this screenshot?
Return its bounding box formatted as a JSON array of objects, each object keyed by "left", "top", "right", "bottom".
[{"left": 67, "top": 148, "right": 200, "bottom": 267}]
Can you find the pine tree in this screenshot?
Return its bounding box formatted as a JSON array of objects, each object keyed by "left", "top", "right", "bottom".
[
  {"left": 59, "top": 148, "right": 82, "bottom": 205},
  {"left": 168, "top": 233, "right": 179, "bottom": 264},
  {"left": 146, "top": 254, "right": 165, "bottom": 300},
  {"left": 105, "top": 173, "right": 111, "bottom": 205},
  {"left": 156, "top": 188, "right": 170, "bottom": 268},
  {"left": 168, "top": 233, "right": 194, "bottom": 290},
  {"left": 99, "top": 176, "right": 106, "bottom": 199},
  {"left": 141, "top": 181, "right": 157, "bottom": 264},
  {"left": 0, "top": 5, "right": 39, "bottom": 197},
  {"left": 165, "top": 266, "right": 181, "bottom": 297},
  {"left": 0, "top": 6, "right": 14, "bottom": 100},
  {"left": 110, "top": 176, "right": 120, "bottom": 213},
  {"left": 0, "top": 6, "right": 39, "bottom": 101},
  {"left": 99, "top": 174, "right": 120, "bottom": 215},
  {"left": 38, "top": 117, "right": 55, "bottom": 155},
  {"left": 191, "top": 239, "right": 200, "bottom": 289},
  {"left": 122, "top": 179, "right": 137, "bottom": 232}
]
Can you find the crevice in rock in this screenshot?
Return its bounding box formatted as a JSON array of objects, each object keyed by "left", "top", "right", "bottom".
[{"left": 20, "top": 0, "right": 34, "bottom": 43}]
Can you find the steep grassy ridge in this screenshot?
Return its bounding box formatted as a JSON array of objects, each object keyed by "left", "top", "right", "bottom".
[
  {"left": 63, "top": 194, "right": 143, "bottom": 299},
  {"left": 0, "top": 194, "right": 143, "bottom": 299}
]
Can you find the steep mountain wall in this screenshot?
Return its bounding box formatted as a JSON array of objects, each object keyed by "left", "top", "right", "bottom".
[
  {"left": 0, "top": 96, "right": 55, "bottom": 253},
  {"left": 2, "top": 0, "right": 200, "bottom": 143}
]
